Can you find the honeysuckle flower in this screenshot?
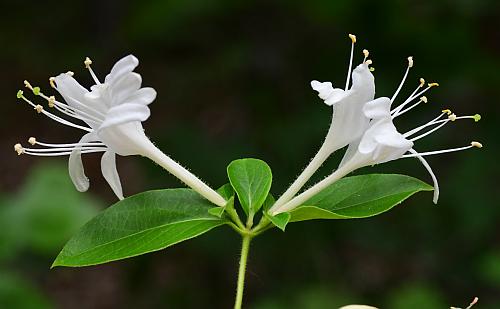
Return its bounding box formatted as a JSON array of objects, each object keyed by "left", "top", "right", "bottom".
[
  {"left": 14, "top": 55, "right": 226, "bottom": 206},
  {"left": 272, "top": 56, "right": 482, "bottom": 215},
  {"left": 339, "top": 305, "right": 378, "bottom": 309},
  {"left": 271, "top": 34, "right": 375, "bottom": 211}
]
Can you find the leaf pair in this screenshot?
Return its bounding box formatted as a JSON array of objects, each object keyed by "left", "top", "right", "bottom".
[{"left": 53, "top": 158, "right": 433, "bottom": 267}]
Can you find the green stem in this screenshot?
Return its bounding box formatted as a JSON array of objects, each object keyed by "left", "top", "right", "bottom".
[{"left": 234, "top": 234, "right": 252, "bottom": 309}]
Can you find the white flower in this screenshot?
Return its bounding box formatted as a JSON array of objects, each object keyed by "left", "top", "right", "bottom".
[
  {"left": 14, "top": 55, "right": 226, "bottom": 206},
  {"left": 271, "top": 34, "right": 375, "bottom": 211},
  {"left": 272, "top": 55, "right": 482, "bottom": 215}
]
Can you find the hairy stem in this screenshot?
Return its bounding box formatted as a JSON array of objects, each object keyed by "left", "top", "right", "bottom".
[{"left": 234, "top": 234, "right": 252, "bottom": 309}]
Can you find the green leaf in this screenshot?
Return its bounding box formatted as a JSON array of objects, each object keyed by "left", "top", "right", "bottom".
[
  {"left": 266, "top": 212, "right": 291, "bottom": 231},
  {"left": 227, "top": 158, "right": 272, "bottom": 216},
  {"left": 289, "top": 174, "right": 433, "bottom": 222},
  {"left": 217, "top": 183, "right": 235, "bottom": 200},
  {"left": 53, "top": 189, "right": 226, "bottom": 267}
]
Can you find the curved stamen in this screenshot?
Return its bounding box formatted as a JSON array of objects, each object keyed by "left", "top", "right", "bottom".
[
  {"left": 84, "top": 57, "right": 101, "bottom": 85},
  {"left": 393, "top": 96, "right": 427, "bottom": 118},
  {"left": 409, "top": 119, "right": 449, "bottom": 141},
  {"left": 38, "top": 91, "right": 105, "bottom": 123},
  {"left": 28, "top": 137, "right": 105, "bottom": 148},
  {"left": 17, "top": 93, "right": 93, "bottom": 132},
  {"left": 402, "top": 142, "right": 482, "bottom": 158},
  {"left": 345, "top": 34, "right": 356, "bottom": 90},
  {"left": 403, "top": 112, "right": 448, "bottom": 137},
  {"left": 391, "top": 57, "right": 413, "bottom": 103},
  {"left": 363, "top": 49, "right": 369, "bottom": 63},
  {"left": 391, "top": 78, "right": 431, "bottom": 115},
  {"left": 22, "top": 145, "right": 107, "bottom": 153},
  {"left": 23, "top": 149, "right": 107, "bottom": 156}
]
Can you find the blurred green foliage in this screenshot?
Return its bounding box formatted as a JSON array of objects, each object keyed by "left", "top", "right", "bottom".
[{"left": 1, "top": 0, "right": 499, "bottom": 308}]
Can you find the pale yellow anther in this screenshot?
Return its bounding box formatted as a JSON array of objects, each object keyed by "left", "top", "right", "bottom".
[
  {"left": 408, "top": 56, "right": 414, "bottom": 68},
  {"left": 24, "top": 80, "right": 33, "bottom": 90},
  {"left": 66, "top": 71, "right": 74, "bottom": 76},
  {"left": 365, "top": 59, "right": 373, "bottom": 65},
  {"left": 362, "top": 49, "right": 369, "bottom": 57},
  {"left": 84, "top": 57, "right": 92, "bottom": 69},
  {"left": 471, "top": 141, "right": 483, "bottom": 148},
  {"left": 14, "top": 143, "right": 24, "bottom": 155},
  {"left": 48, "top": 96, "right": 56, "bottom": 108},
  {"left": 428, "top": 82, "right": 439, "bottom": 87},
  {"left": 49, "top": 77, "right": 56, "bottom": 89},
  {"left": 419, "top": 78, "right": 425, "bottom": 87},
  {"left": 28, "top": 137, "right": 36, "bottom": 145},
  {"left": 348, "top": 34, "right": 356, "bottom": 43},
  {"left": 34, "top": 104, "right": 43, "bottom": 113},
  {"left": 442, "top": 109, "right": 452, "bottom": 115},
  {"left": 448, "top": 113, "right": 457, "bottom": 121},
  {"left": 420, "top": 96, "right": 428, "bottom": 103}
]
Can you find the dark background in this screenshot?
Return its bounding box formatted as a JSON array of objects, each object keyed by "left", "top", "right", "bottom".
[{"left": 1, "top": 0, "right": 499, "bottom": 308}]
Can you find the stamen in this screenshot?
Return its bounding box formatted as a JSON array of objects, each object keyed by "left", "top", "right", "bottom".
[
  {"left": 84, "top": 56, "right": 101, "bottom": 84},
  {"left": 392, "top": 96, "right": 427, "bottom": 118},
  {"left": 407, "top": 148, "right": 439, "bottom": 203},
  {"left": 34, "top": 104, "right": 43, "bottom": 113},
  {"left": 345, "top": 34, "right": 356, "bottom": 90},
  {"left": 442, "top": 109, "right": 452, "bottom": 115},
  {"left": 14, "top": 143, "right": 24, "bottom": 155},
  {"left": 23, "top": 149, "right": 107, "bottom": 157},
  {"left": 390, "top": 56, "right": 414, "bottom": 103},
  {"left": 23, "top": 145, "right": 107, "bottom": 153},
  {"left": 363, "top": 49, "right": 369, "bottom": 62},
  {"left": 17, "top": 92, "right": 92, "bottom": 132},
  {"left": 48, "top": 96, "right": 56, "bottom": 108},
  {"left": 428, "top": 82, "right": 439, "bottom": 87},
  {"left": 471, "top": 141, "right": 482, "bottom": 148},
  {"left": 49, "top": 77, "right": 56, "bottom": 88},
  {"left": 402, "top": 143, "right": 481, "bottom": 158},
  {"left": 369, "top": 67, "right": 375, "bottom": 72},
  {"left": 33, "top": 140, "right": 105, "bottom": 148},
  {"left": 403, "top": 112, "right": 448, "bottom": 137},
  {"left": 365, "top": 59, "right": 373, "bottom": 65},
  {"left": 24, "top": 80, "right": 33, "bottom": 90},
  {"left": 448, "top": 113, "right": 457, "bottom": 121},
  {"left": 419, "top": 78, "right": 425, "bottom": 87},
  {"left": 16, "top": 90, "right": 23, "bottom": 99},
  {"left": 473, "top": 114, "right": 481, "bottom": 122},
  {"left": 28, "top": 137, "right": 36, "bottom": 145}
]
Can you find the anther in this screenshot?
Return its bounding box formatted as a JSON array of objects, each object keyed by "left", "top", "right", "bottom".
[
  {"left": 28, "top": 137, "right": 36, "bottom": 145},
  {"left": 473, "top": 114, "right": 481, "bottom": 122},
  {"left": 348, "top": 34, "right": 356, "bottom": 43},
  {"left": 48, "top": 96, "right": 56, "bottom": 108},
  {"left": 471, "top": 141, "right": 483, "bottom": 148},
  {"left": 14, "top": 143, "right": 24, "bottom": 155},
  {"left": 428, "top": 82, "right": 439, "bottom": 87},
  {"left": 408, "top": 56, "right": 414, "bottom": 68},
  {"left": 49, "top": 77, "right": 56, "bottom": 88},
  {"left": 369, "top": 67, "right": 375, "bottom": 72},
  {"left": 442, "top": 109, "right": 452, "bottom": 115},
  {"left": 34, "top": 105, "right": 44, "bottom": 113},
  {"left": 420, "top": 96, "right": 428, "bottom": 103},
  {"left": 363, "top": 49, "right": 369, "bottom": 57},
  {"left": 16, "top": 90, "right": 24, "bottom": 99},
  {"left": 66, "top": 71, "right": 74, "bottom": 76},
  {"left": 448, "top": 113, "right": 457, "bottom": 121},
  {"left": 365, "top": 59, "right": 373, "bottom": 65},
  {"left": 24, "top": 80, "right": 33, "bottom": 90},
  {"left": 419, "top": 78, "right": 425, "bottom": 87},
  {"left": 84, "top": 57, "right": 92, "bottom": 69}
]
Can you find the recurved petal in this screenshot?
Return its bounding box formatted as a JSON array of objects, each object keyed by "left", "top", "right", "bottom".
[
  {"left": 99, "top": 103, "right": 150, "bottom": 129},
  {"left": 68, "top": 133, "right": 97, "bottom": 192},
  {"left": 110, "top": 72, "right": 142, "bottom": 105},
  {"left": 105, "top": 55, "right": 139, "bottom": 84},
  {"left": 363, "top": 97, "right": 392, "bottom": 119},
  {"left": 122, "top": 87, "right": 157, "bottom": 105},
  {"left": 311, "top": 80, "right": 334, "bottom": 100},
  {"left": 100, "top": 150, "right": 124, "bottom": 200},
  {"left": 54, "top": 73, "right": 89, "bottom": 108}
]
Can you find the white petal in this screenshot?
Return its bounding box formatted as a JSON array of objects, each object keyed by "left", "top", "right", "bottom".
[
  {"left": 105, "top": 55, "right": 139, "bottom": 84},
  {"left": 311, "top": 80, "right": 334, "bottom": 100},
  {"left": 68, "top": 133, "right": 97, "bottom": 192},
  {"left": 122, "top": 88, "right": 157, "bottom": 105},
  {"left": 54, "top": 73, "right": 89, "bottom": 107},
  {"left": 351, "top": 63, "right": 375, "bottom": 91},
  {"left": 99, "top": 103, "right": 150, "bottom": 129},
  {"left": 363, "top": 97, "right": 392, "bottom": 119},
  {"left": 110, "top": 72, "right": 142, "bottom": 105},
  {"left": 409, "top": 148, "right": 439, "bottom": 203},
  {"left": 339, "top": 306, "right": 379, "bottom": 309},
  {"left": 324, "top": 88, "right": 349, "bottom": 106},
  {"left": 101, "top": 150, "right": 124, "bottom": 200}
]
